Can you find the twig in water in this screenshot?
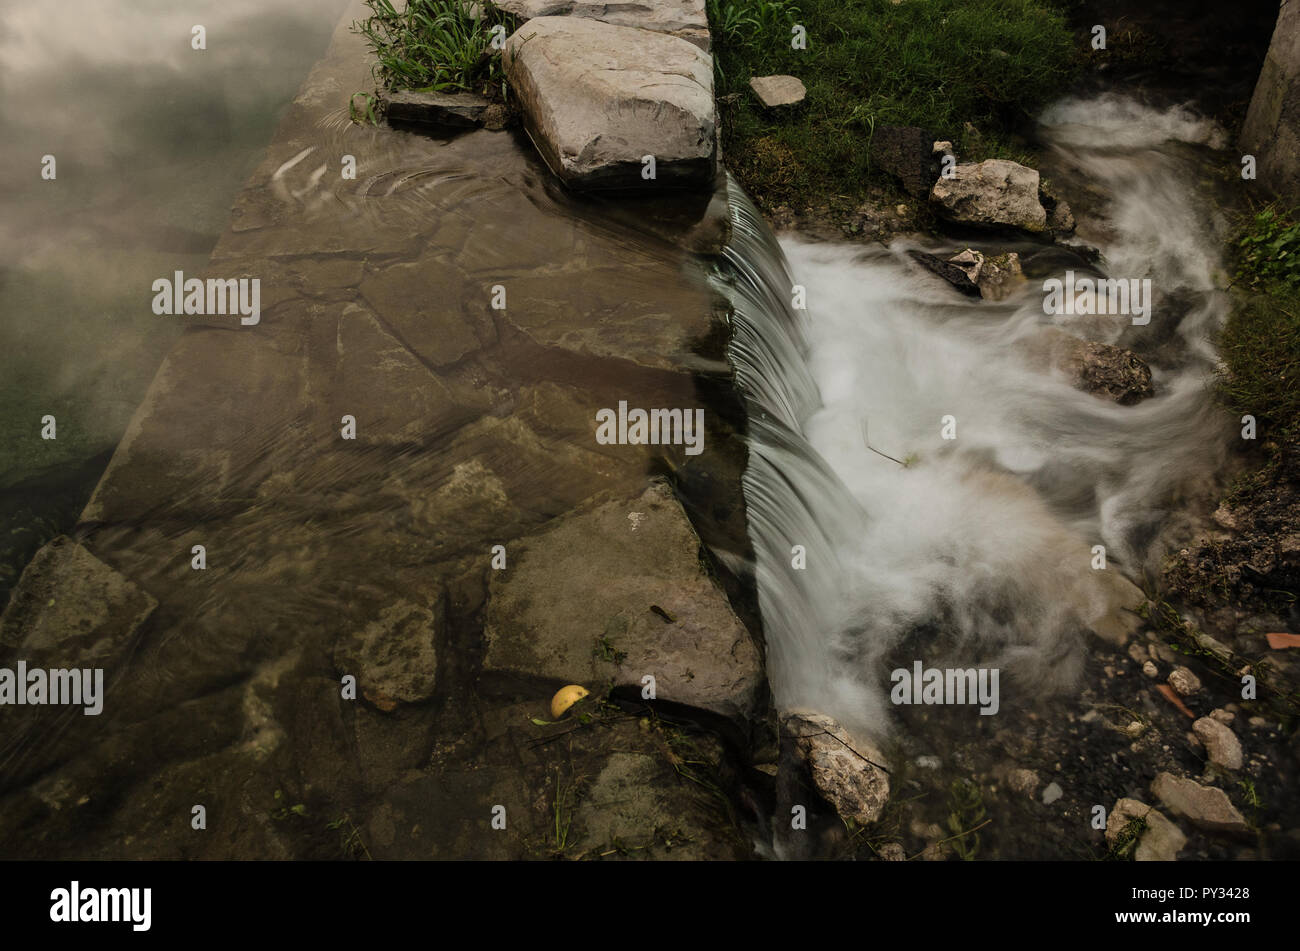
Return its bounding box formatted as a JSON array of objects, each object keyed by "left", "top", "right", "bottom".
[{"left": 862, "top": 419, "right": 906, "bottom": 466}]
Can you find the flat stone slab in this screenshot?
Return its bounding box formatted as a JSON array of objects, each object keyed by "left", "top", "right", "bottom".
[
  {"left": 748, "top": 75, "right": 805, "bottom": 108},
  {"left": 383, "top": 89, "right": 491, "bottom": 129},
  {"left": 0, "top": 536, "right": 156, "bottom": 666},
  {"left": 504, "top": 16, "right": 716, "bottom": 190},
  {"left": 1151, "top": 772, "right": 1250, "bottom": 836},
  {"left": 483, "top": 481, "right": 762, "bottom": 721},
  {"left": 488, "top": 0, "right": 710, "bottom": 50},
  {"left": 333, "top": 596, "right": 442, "bottom": 710}
]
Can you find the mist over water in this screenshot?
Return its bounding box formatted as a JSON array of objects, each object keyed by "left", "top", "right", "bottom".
[{"left": 723, "top": 95, "right": 1237, "bottom": 737}]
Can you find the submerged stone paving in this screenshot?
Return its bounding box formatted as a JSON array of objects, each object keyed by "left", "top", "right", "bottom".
[{"left": 0, "top": 0, "right": 758, "bottom": 859}]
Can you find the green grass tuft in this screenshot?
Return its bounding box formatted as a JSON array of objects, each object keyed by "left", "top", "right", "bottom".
[
  {"left": 352, "top": 0, "right": 517, "bottom": 97},
  {"left": 1219, "top": 205, "right": 1300, "bottom": 443},
  {"left": 708, "top": 0, "right": 1078, "bottom": 208}
]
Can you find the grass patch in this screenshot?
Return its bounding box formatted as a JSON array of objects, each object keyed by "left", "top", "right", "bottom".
[
  {"left": 708, "top": 0, "right": 1078, "bottom": 210},
  {"left": 1220, "top": 205, "right": 1300, "bottom": 443},
  {"left": 352, "top": 0, "right": 517, "bottom": 98}
]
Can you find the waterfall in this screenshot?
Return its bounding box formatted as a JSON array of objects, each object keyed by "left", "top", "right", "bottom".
[{"left": 716, "top": 95, "right": 1236, "bottom": 739}]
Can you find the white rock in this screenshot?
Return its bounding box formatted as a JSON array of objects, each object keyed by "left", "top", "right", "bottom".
[
  {"left": 749, "top": 75, "right": 806, "bottom": 108},
  {"left": 1193, "top": 716, "right": 1244, "bottom": 770},
  {"left": 1106, "top": 798, "right": 1187, "bottom": 861},
  {"left": 929, "top": 159, "right": 1048, "bottom": 232},
  {"left": 1168, "top": 666, "right": 1202, "bottom": 696},
  {"left": 503, "top": 17, "right": 715, "bottom": 190}
]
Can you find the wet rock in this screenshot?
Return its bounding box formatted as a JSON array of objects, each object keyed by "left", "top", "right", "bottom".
[
  {"left": 487, "top": 0, "right": 711, "bottom": 51},
  {"left": 946, "top": 248, "right": 1025, "bottom": 301},
  {"left": 383, "top": 90, "right": 491, "bottom": 129},
  {"left": 907, "top": 249, "right": 980, "bottom": 297},
  {"left": 1107, "top": 798, "right": 1187, "bottom": 861},
  {"left": 749, "top": 75, "right": 806, "bottom": 108},
  {"left": 358, "top": 264, "right": 483, "bottom": 368},
  {"left": 870, "top": 125, "right": 940, "bottom": 198},
  {"left": 0, "top": 536, "right": 156, "bottom": 666},
  {"left": 1142, "top": 660, "right": 1159, "bottom": 678},
  {"left": 333, "top": 302, "right": 477, "bottom": 445},
  {"left": 1151, "top": 772, "right": 1250, "bottom": 835},
  {"left": 781, "top": 712, "right": 890, "bottom": 825},
  {"left": 1042, "top": 781, "right": 1063, "bottom": 805},
  {"left": 1027, "top": 330, "right": 1155, "bottom": 405},
  {"left": 333, "top": 596, "right": 442, "bottom": 710},
  {"left": 1210, "top": 708, "right": 1235, "bottom": 725},
  {"left": 503, "top": 17, "right": 715, "bottom": 190},
  {"left": 1168, "top": 666, "right": 1202, "bottom": 697},
  {"left": 930, "top": 159, "right": 1048, "bottom": 232},
  {"left": 482, "top": 481, "right": 762, "bottom": 722},
  {"left": 571, "top": 750, "right": 744, "bottom": 858},
  {"left": 1039, "top": 179, "right": 1076, "bottom": 235},
  {"left": 1193, "top": 717, "right": 1244, "bottom": 770}
]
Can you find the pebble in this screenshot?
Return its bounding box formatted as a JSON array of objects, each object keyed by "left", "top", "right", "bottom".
[
  {"left": 1008, "top": 768, "right": 1040, "bottom": 796},
  {"left": 1168, "top": 666, "right": 1202, "bottom": 697},
  {"left": 1042, "top": 781, "right": 1063, "bottom": 805},
  {"left": 1142, "top": 660, "right": 1158, "bottom": 678},
  {"left": 1193, "top": 717, "right": 1244, "bottom": 770}
]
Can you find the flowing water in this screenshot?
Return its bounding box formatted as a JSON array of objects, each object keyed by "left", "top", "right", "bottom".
[
  {"left": 722, "top": 94, "right": 1237, "bottom": 739},
  {"left": 0, "top": 0, "right": 351, "bottom": 602}
]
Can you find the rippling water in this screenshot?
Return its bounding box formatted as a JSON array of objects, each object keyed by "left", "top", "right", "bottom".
[{"left": 0, "top": 0, "right": 350, "bottom": 601}]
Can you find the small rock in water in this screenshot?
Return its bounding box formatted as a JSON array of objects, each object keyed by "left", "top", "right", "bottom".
[
  {"left": 749, "top": 75, "right": 806, "bottom": 108},
  {"left": 1210, "top": 708, "right": 1235, "bottom": 725},
  {"left": 916, "top": 755, "right": 941, "bottom": 769},
  {"left": 1168, "top": 666, "right": 1202, "bottom": 697},
  {"left": 907, "top": 249, "right": 980, "bottom": 297},
  {"left": 1041, "top": 781, "right": 1063, "bottom": 805},
  {"left": 1192, "top": 716, "right": 1244, "bottom": 770},
  {"left": 1142, "top": 660, "right": 1159, "bottom": 678}
]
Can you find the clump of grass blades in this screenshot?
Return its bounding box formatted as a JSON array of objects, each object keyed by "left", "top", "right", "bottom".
[
  {"left": 353, "top": 0, "right": 516, "bottom": 95},
  {"left": 1220, "top": 204, "right": 1300, "bottom": 442}
]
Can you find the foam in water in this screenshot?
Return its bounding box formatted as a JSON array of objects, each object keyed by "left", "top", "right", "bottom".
[{"left": 720, "top": 95, "right": 1235, "bottom": 738}]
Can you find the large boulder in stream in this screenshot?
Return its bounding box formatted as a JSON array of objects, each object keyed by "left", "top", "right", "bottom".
[
  {"left": 503, "top": 17, "right": 716, "bottom": 190},
  {"left": 930, "top": 158, "right": 1048, "bottom": 233},
  {"left": 482, "top": 481, "right": 763, "bottom": 723}
]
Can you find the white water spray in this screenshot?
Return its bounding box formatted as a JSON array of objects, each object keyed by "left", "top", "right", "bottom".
[{"left": 720, "top": 96, "right": 1235, "bottom": 738}]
